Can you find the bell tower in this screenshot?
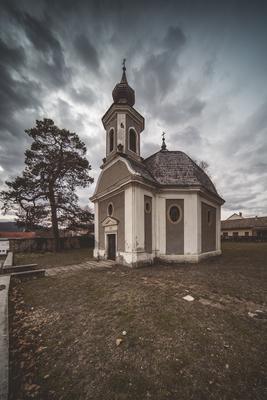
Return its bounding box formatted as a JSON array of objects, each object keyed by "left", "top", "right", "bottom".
[{"left": 102, "top": 60, "right": 145, "bottom": 164}]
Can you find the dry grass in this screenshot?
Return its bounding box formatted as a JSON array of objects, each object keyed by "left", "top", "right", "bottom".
[
  {"left": 14, "top": 247, "right": 93, "bottom": 269},
  {"left": 9, "top": 242, "right": 267, "bottom": 400}
]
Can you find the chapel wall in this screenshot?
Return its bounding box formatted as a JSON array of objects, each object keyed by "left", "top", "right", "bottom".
[
  {"left": 97, "top": 161, "right": 130, "bottom": 194},
  {"left": 144, "top": 195, "right": 152, "bottom": 253},
  {"left": 201, "top": 202, "right": 216, "bottom": 252},
  {"left": 165, "top": 199, "right": 184, "bottom": 254},
  {"left": 98, "top": 191, "right": 125, "bottom": 251}
]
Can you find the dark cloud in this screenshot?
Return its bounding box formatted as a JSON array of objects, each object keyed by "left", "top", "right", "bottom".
[
  {"left": 157, "top": 97, "right": 206, "bottom": 125},
  {"left": 0, "top": 0, "right": 267, "bottom": 218},
  {"left": 6, "top": 6, "right": 70, "bottom": 87},
  {"left": 70, "top": 86, "right": 97, "bottom": 105},
  {"left": 163, "top": 26, "right": 186, "bottom": 50},
  {"left": 172, "top": 126, "right": 203, "bottom": 147},
  {"left": 74, "top": 34, "right": 99, "bottom": 72},
  {"left": 0, "top": 38, "right": 25, "bottom": 68},
  {"left": 133, "top": 26, "right": 186, "bottom": 103},
  {"left": 0, "top": 37, "right": 41, "bottom": 135}
]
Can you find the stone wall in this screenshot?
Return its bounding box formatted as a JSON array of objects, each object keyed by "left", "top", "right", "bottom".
[{"left": 9, "top": 235, "right": 94, "bottom": 253}]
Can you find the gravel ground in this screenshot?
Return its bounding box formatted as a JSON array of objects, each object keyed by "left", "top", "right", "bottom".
[{"left": 9, "top": 242, "right": 267, "bottom": 400}]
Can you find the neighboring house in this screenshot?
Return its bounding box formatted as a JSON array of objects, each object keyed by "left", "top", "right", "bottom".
[
  {"left": 90, "top": 63, "right": 224, "bottom": 267},
  {"left": 227, "top": 212, "right": 244, "bottom": 220},
  {"left": 0, "top": 221, "right": 36, "bottom": 239},
  {"left": 0, "top": 221, "right": 24, "bottom": 232},
  {"left": 62, "top": 227, "right": 94, "bottom": 237},
  {"left": 0, "top": 232, "right": 36, "bottom": 239},
  {"left": 221, "top": 215, "right": 267, "bottom": 238}
]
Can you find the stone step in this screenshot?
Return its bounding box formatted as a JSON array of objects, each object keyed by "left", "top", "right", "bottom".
[
  {"left": 3, "top": 251, "right": 13, "bottom": 268},
  {"left": 2, "top": 264, "right": 38, "bottom": 274},
  {"left": 10, "top": 269, "right": 46, "bottom": 280}
]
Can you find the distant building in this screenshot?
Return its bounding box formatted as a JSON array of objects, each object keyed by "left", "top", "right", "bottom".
[
  {"left": 221, "top": 215, "right": 267, "bottom": 238},
  {"left": 0, "top": 221, "right": 24, "bottom": 232},
  {"left": 91, "top": 63, "right": 224, "bottom": 267},
  {"left": 0, "top": 232, "right": 36, "bottom": 239},
  {"left": 227, "top": 212, "right": 244, "bottom": 220}
]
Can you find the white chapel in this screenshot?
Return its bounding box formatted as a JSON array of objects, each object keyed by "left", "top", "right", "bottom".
[{"left": 90, "top": 63, "right": 224, "bottom": 267}]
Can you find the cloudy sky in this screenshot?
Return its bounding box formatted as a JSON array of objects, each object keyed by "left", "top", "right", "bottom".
[{"left": 0, "top": 0, "right": 267, "bottom": 220}]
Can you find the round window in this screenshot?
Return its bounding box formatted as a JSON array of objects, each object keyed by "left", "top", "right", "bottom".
[
  {"left": 107, "top": 203, "right": 113, "bottom": 216},
  {"left": 145, "top": 201, "right": 151, "bottom": 213},
  {"left": 168, "top": 205, "right": 181, "bottom": 223}
]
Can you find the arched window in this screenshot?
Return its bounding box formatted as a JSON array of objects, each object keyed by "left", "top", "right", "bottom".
[
  {"left": 109, "top": 129, "right": 114, "bottom": 153},
  {"left": 129, "top": 129, "right": 137, "bottom": 153}
]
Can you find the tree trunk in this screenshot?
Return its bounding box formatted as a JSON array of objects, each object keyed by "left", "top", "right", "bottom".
[{"left": 49, "top": 186, "right": 60, "bottom": 251}]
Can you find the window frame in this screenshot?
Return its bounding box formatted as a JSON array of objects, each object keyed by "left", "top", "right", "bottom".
[
  {"left": 128, "top": 127, "right": 137, "bottom": 154},
  {"left": 167, "top": 204, "right": 182, "bottom": 224},
  {"left": 107, "top": 202, "right": 114, "bottom": 217},
  {"left": 108, "top": 128, "right": 115, "bottom": 153},
  {"left": 145, "top": 200, "right": 152, "bottom": 214}
]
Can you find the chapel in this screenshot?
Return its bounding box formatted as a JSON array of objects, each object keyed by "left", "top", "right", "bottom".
[{"left": 90, "top": 62, "right": 224, "bottom": 267}]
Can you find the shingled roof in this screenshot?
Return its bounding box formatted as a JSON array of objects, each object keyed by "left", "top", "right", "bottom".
[
  {"left": 127, "top": 157, "right": 157, "bottom": 185},
  {"left": 142, "top": 150, "right": 221, "bottom": 198},
  {"left": 221, "top": 216, "right": 267, "bottom": 230}
]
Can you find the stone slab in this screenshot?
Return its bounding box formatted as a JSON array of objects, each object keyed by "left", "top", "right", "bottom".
[
  {"left": 0, "top": 275, "right": 10, "bottom": 400},
  {"left": 3, "top": 252, "right": 13, "bottom": 268},
  {"left": 10, "top": 269, "right": 45, "bottom": 280},
  {"left": 2, "top": 264, "right": 38, "bottom": 274}
]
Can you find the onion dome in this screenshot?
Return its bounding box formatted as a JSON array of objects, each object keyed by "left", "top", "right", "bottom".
[{"left": 112, "top": 59, "right": 135, "bottom": 106}]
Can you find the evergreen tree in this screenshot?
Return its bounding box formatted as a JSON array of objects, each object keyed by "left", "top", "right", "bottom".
[{"left": 0, "top": 118, "right": 94, "bottom": 250}]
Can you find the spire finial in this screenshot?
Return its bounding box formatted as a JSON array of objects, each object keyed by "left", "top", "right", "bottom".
[
  {"left": 120, "top": 58, "right": 127, "bottom": 83},
  {"left": 161, "top": 131, "right": 167, "bottom": 151}
]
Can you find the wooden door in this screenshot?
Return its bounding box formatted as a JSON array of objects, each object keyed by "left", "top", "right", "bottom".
[{"left": 107, "top": 234, "right": 116, "bottom": 260}]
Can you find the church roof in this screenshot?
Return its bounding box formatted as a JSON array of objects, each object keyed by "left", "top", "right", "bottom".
[
  {"left": 141, "top": 150, "right": 222, "bottom": 198},
  {"left": 127, "top": 157, "right": 157, "bottom": 184}
]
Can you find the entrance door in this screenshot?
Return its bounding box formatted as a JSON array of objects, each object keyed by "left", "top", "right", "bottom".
[{"left": 107, "top": 234, "right": 116, "bottom": 260}]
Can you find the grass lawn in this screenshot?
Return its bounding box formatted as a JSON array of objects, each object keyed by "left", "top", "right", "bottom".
[
  {"left": 9, "top": 242, "right": 267, "bottom": 400},
  {"left": 14, "top": 247, "right": 93, "bottom": 269}
]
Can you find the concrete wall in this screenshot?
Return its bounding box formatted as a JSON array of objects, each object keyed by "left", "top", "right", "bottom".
[{"left": 98, "top": 191, "right": 125, "bottom": 251}]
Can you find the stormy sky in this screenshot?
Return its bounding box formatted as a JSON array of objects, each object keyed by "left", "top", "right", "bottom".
[{"left": 0, "top": 0, "right": 267, "bottom": 220}]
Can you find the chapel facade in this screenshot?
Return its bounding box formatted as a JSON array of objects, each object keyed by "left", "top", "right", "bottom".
[{"left": 90, "top": 63, "right": 224, "bottom": 267}]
